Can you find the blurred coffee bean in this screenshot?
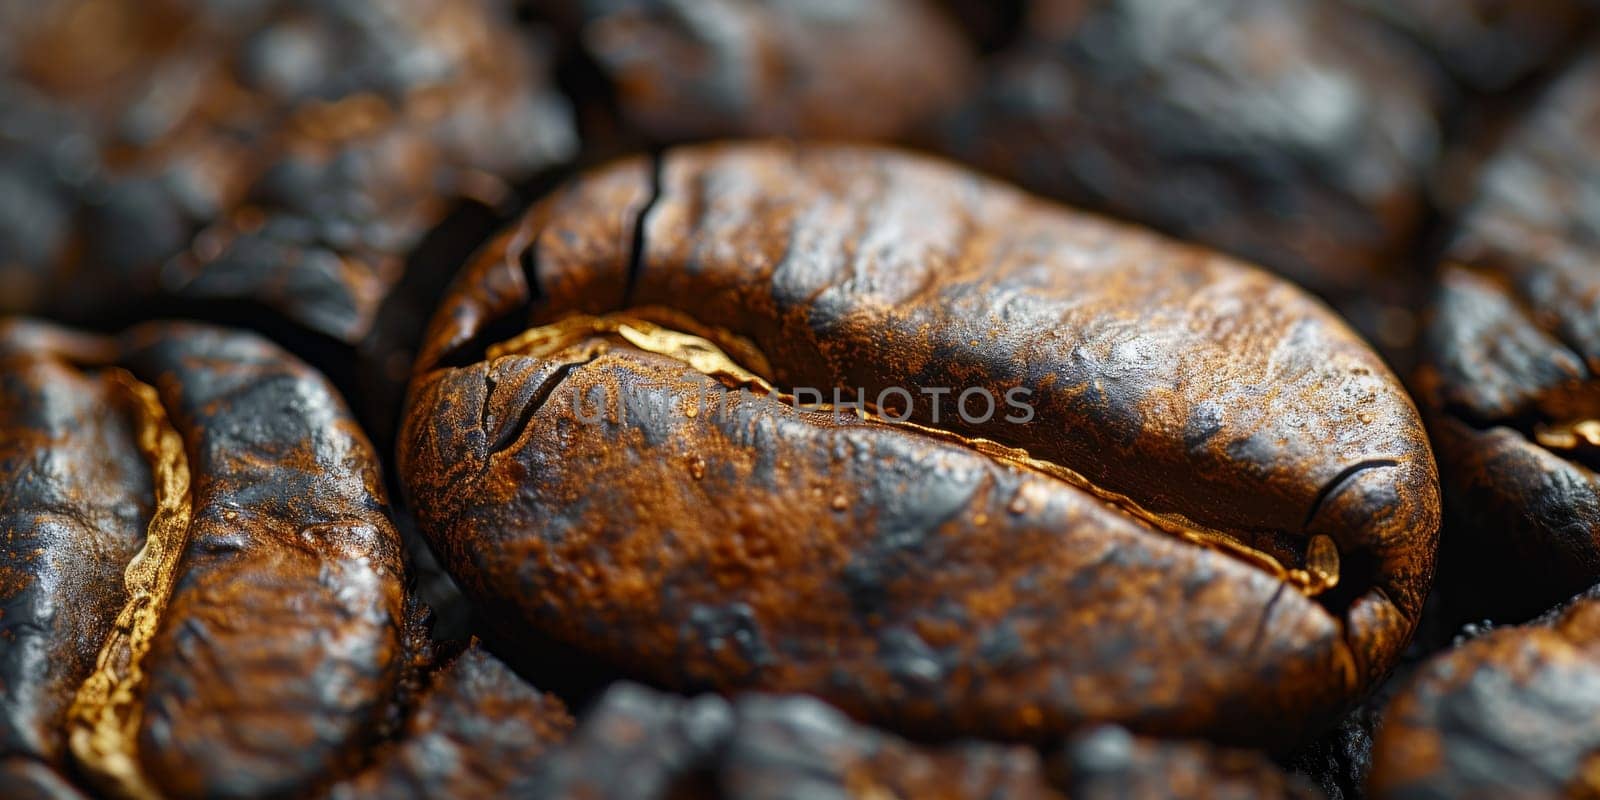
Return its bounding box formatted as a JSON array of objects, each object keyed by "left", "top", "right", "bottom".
[
  {"left": 0, "top": 0, "right": 578, "bottom": 447},
  {"left": 1343, "top": 0, "right": 1597, "bottom": 91},
  {"left": 529, "top": 682, "right": 1322, "bottom": 799},
  {"left": 928, "top": 0, "right": 1446, "bottom": 360},
  {"left": 528, "top": 682, "right": 1058, "bottom": 799},
  {"left": 1370, "top": 585, "right": 1600, "bottom": 798},
  {"left": 1056, "top": 725, "right": 1323, "bottom": 799},
  {"left": 530, "top": 0, "right": 974, "bottom": 144},
  {"left": 1415, "top": 50, "right": 1600, "bottom": 622}
]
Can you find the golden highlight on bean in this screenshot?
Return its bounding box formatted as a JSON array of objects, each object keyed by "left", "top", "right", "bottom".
[{"left": 67, "top": 370, "right": 193, "bottom": 800}]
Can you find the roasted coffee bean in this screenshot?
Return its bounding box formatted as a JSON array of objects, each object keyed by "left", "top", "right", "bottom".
[
  {"left": 526, "top": 684, "right": 733, "bottom": 798},
  {"left": 1342, "top": 0, "right": 1596, "bottom": 91},
  {"left": 1055, "top": 726, "right": 1323, "bottom": 799},
  {"left": 400, "top": 142, "right": 1440, "bottom": 747},
  {"left": 327, "top": 641, "right": 574, "bottom": 799},
  {"left": 1414, "top": 51, "right": 1600, "bottom": 622},
  {"left": 532, "top": 0, "right": 973, "bottom": 143},
  {"left": 1369, "top": 585, "right": 1600, "bottom": 797},
  {"left": 528, "top": 682, "right": 1319, "bottom": 799},
  {"left": 927, "top": 0, "right": 1444, "bottom": 357},
  {"left": 0, "top": 0, "right": 576, "bottom": 441},
  {"left": 0, "top": 319, "right": 407, "bottom": 798},
  {"left": 160, "top": 0, "right": 577, "bottom": 342},
  {"left": 0, "top": 0, "right": 253, "bottom": 315},
  {"left": 720, "top": 694, "right": 1059, "bottom": 800},
  {"left": 527, "top": 682, "right": 1059, "bottom": 799},
  {"left": 0, "top": 326, "right": 150, "bottom": 772}
]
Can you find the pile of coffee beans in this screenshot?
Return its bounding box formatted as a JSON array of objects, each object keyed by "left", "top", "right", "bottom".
[{"left": 2, "top": 1, "right": 1597, "bottom": 797}]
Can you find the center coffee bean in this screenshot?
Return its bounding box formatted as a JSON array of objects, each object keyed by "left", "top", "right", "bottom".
[{"left": 399, "top": 142, "right": 1440, "bottom": 748}]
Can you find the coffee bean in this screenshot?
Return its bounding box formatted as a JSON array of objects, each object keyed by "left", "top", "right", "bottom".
[
  {"left": 527, "top": 681, "right": 1317, "bottom": 799},
  {"left": 327, "top": 641, "right": 573, "bottom": 799},
  {"left": 527, "top": 684, "right": 732, "bottom": 799},
  {"left": 0, "top": 325, "right": 147, "bottom": 777},
  {"left": 926, "top": 0, "right": 1443, "bottom": 356},
  {"left": 527, "top": 682, "right": 1057, "bottom": 798},
  {"left": 1416, "top": 52, "right": 1600, "bottom": 622},
  {"left": 1, "top": 319, "right": 407, "bottom": 798},
  {"left": 400, "top": 141, "right": 1440, "bottom": 747},
  {"left": 1370, "top": 585, "right": 1600, "bottom": 797},
  {"left": 0, "top": 0, "right": 576, "bottom": 448},
  {"left": 531, "top": 0, "right": 974, "bottom": 144}
]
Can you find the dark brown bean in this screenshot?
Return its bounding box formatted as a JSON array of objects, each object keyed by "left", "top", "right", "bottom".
[
  {"left": 1415, "top": 51, "right": 1600, "bottom": 622},
  {"left": 116, "top": 324, "right": 406, "bottom": 798},
  {"left": 157, "top": 0, "right": 577, "bottom": 344},
  {"left": 328, "top": 641, "right": 574, "bottom": 799},
  {"left": 0, "top": 0, "right": 575, "bottom": 440},
  {"left": 526, "top": 682, "right": 1059, "bottom": 799},
  {"left": 720, "top": 694, "right": 1059, "bottom": 800},
  {"left": 525, "top": 685, "right": 730, "bottom": 799},
  {"left": 535, "top": 0, "right": 973, "bottom": 144},
  {"left": 400, "top": 142, "right": 1440, "bottom": 747},
  {"left": 0, "top": 319, "right": 406, "bottom": 799},
  {"left": 526, "top": 682, "right": 1320, "bottom": 799},
  {"left": 0, "top": 326, "right": 148, "bottom": 771},
  {"left": 926, "top": 0, "right": 1444, "bottom": 356},
  {"left": 1370, "top": 586, "right": 1600, "bottom": 797}
]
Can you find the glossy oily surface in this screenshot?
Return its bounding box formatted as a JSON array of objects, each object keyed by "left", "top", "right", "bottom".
[
  {"left": 401, "top": 142, "right": 1440, "bottom": 747},
  {"left": 0, "top": 330, "right": 149, "bottom": 770},
  {"left": 0, "top": 319, "right": 405, "bottom": 799}
]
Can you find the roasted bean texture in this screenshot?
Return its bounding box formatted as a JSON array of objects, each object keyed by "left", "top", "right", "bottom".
[
  {"left": 0, "top": 320, "right": 409, "bottom": 798},
  {"left": 400, "top": 142, "right": 1441, "bottom": 748},
  {"left": 927, "top": 0, "right": 1442, "bottom": 354},
  {"left": 0, "top": 328, "right": 150, "bottom": 775},
  {"left": 0, "top": 319, "right": 581, "bottom": 799},
  {"left": 1415, "top": 52, "right": 1600, "bottom": 622},
  {"left": 1370, "top": 586, "right": 1600, "bottom": 798},
  {"left": 8, "top": 1, "right": 1561, "bottom": 798}
]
